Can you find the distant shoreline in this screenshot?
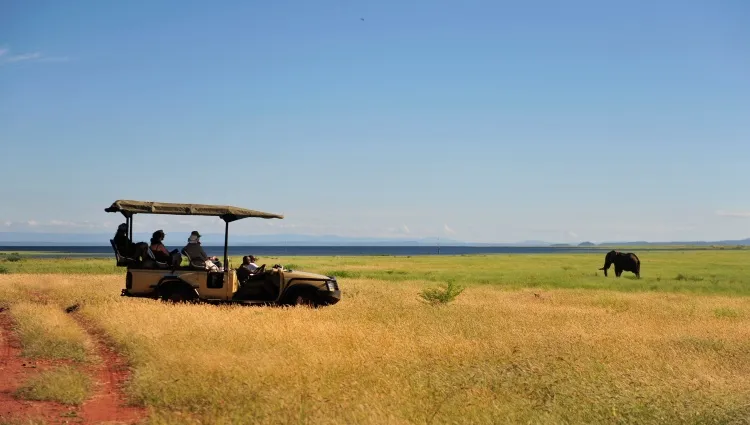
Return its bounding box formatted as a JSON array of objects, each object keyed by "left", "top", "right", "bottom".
[{"left": 1, "top": 244, "right": 744, "bottom": 259}]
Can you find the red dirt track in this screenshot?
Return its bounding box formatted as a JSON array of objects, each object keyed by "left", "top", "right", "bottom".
[{"left": 0, "top": 308, "right": 146, "bottom": 424}]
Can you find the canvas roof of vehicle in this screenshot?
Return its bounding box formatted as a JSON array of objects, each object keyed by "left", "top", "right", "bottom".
[{"left": 105, "top": 200, "right": 284, "bottom": 222}]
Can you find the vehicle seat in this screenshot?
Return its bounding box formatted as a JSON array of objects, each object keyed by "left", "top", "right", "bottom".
[
  {"left": 143, "top": 247, "right": 169, "bottom": 269},
  {"left": 110, "top": 239, "right": 138, "bottom": 267},
  {"left": 236, "top": 265, "right": 265, "bottom": 286},
  {"left": 181, "top": 249, "right": 207, "bottom": 269}
]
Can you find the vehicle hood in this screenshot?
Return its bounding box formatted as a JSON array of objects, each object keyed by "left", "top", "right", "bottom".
[{"left": 282, "top": 270, "right": 333, "bottom": 280}]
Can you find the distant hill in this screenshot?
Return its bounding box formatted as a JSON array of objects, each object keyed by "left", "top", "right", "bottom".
[
  {"left": 597, "top": 238, "right": 750, "bottom": 246},
  {"left": 578, "top": 241, "right": 596, "bottom": 247}
]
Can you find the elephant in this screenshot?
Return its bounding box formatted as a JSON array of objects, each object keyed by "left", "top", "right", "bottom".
[{"left": 599, "top": 250, "right": 640, "bottom": 278}]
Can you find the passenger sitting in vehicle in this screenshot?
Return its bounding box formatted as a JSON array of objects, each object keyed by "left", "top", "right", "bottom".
[
  {"left": 150, "top": 230, "right": 181, "bottom": 266},
  {"left": 236, "top": 255, "right": 263, "bottom": 281},
  {"left": 113, "top": 223, "right": 148, "bottom": 262},
  {"left": 243, "top": 255, "right": 259, "bottom": 272},
  {"left": 182, "top": 231, "right": 222, "bottom": 271}
]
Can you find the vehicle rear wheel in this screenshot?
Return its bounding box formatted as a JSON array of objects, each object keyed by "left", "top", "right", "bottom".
[{"left": 163, "top": 287, "right": 197, "bottom": 304}]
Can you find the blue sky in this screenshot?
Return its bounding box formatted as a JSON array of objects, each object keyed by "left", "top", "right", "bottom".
[{"left": 1, "top": 0, "right": 749, "bottom": 243}]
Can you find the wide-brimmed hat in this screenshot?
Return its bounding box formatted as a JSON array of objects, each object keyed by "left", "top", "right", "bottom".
[
  {"left": 188, "top": 230, "right": 201, "bottom": 242},
  {"left": 117, "top": 223, "right": 128, "bottom": 231}
]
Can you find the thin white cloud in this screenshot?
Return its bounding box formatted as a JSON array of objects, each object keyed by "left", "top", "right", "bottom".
[
  {"left": 443, "top": 224, "right": 456, "bottom": 235},
  {"left": 0, "top": 48, "right": 68, "bottom": 65},
  {"left": 567, "top": 230, "right": 578, "bottom": 238},
  {"left": 2, "top": 220, "right": 114, "bottom": 230},
  {"left": 401, "top": 224, "right": 410, "bottom": 234},
  {"left": 6, "top": 52, "right": 41, "bottom": 63},
  {"left": 38, "top": 56, "right": 70, "bottom": 63},
  {"left": 716, "top": 210, "right": 750, "bottom": 218},
  {"left": 49, "top": 220, "right": 72, "bottom": 226}
]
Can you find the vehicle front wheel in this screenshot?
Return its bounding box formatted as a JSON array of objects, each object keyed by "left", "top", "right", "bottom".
[{"left": 287, "top": 289, "right": 318, "bottom": 308}]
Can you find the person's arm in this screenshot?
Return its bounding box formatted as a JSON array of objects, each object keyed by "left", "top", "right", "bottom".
[{"left": 156, "top": 244, "right": 169, "bottom": 256}]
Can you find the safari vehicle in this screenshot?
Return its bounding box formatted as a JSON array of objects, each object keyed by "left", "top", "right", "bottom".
[{"left": 105, "top": 200, "right": 341, "bottom": 306}]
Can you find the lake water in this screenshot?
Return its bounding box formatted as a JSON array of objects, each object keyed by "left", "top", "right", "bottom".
[{"left": 0, "top": 245, "right": 676, "bottom": 258}]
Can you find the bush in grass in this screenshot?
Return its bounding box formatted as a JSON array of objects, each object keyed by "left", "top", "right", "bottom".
[
  {"left": 5, "top": 253, "right": 22, "bottom": 262},
  {"left": 419, "top": 279, "right": 465, "bottom": 305}
]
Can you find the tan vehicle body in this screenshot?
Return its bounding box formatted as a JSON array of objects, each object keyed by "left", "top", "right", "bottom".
[
  {"left": 124, "top": 266, "right": 340, "bottom": 306},
  {"left": 107, "top": 199, "right": 341, "bottom": 306}
]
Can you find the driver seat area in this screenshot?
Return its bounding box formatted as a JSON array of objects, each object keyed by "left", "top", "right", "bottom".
[{"left": 235, "top": 264, "right": 273, "bottom": 300}]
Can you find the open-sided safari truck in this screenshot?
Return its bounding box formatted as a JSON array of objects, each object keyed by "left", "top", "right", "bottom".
[{"left": 105, "top": 200, "right": 341, "bottom": 306}]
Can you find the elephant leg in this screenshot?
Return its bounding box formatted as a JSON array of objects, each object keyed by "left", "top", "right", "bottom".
[{"left": 615, "top": 267, "right": 622, "bottom": 277}]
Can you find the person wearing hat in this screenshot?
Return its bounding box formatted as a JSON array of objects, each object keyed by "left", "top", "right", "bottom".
[{"left": 182, "top": 230, "right": 222, "bottom": 271}]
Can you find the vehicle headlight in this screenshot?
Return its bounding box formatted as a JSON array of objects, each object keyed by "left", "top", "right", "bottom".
[{"left": 325, "top": 280, "right": 337, "bottom": 291}]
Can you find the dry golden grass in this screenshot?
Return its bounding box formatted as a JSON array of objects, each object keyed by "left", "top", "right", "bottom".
[
  {"left": 10, "top": 301, "right": 94, "bottom": 362},
  {"left": 2, "top": 269, "right": 750, "bottom": 424}
]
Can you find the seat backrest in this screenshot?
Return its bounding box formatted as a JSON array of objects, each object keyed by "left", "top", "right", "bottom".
[
  {"left": 182, "top": 248, "right": 205, "bottom": 269},
  {"left": 146, "top": 247, "right": 167, "bottom": 265},
  {"left": 110, "top": 239, "right": 134, "bottom": 266},
  {"left": 236, "top": 265, "right": 250, "bottom": 283},
  {"left": 110, "top": 239, "right": 120, "bottom": 260}
]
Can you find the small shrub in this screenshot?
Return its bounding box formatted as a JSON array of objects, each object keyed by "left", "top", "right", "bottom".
[
  {"left": 0, "top": 265, "right": 8, "bottom": 274},
  {"left": 5, "top": 253, "right": 22, "bottom": 262},
  {"left": 419, "top": 280, "right": 465, "bottom": 305}
]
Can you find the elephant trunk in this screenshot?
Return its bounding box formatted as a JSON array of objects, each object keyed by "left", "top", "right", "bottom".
[{"left": 600, "top": 259, "right": 612, "bottom": 276}]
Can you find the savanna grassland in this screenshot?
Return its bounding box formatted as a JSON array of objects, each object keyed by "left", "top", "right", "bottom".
[{"left": 1, "top": 250, "right": 749, "bottom": 424}]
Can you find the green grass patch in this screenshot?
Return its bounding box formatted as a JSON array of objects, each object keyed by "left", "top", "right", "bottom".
[
  {"left": 714, "top": 307, "right": 742, "bottom": 319},
  {"left": 15, "top": 365, "right": 92, "bottom": 405},
  {"left": 675, "top": 273, "right": 704, "bottom": 282},
  {"left": 0, "top": 257, "right": 122, "bottom": 274},
  {"left": 11, "top": 302, "right": 92, "bottom": 361},
  {"left": 3, "top": 250, "right": 750, "bottom": 296}
]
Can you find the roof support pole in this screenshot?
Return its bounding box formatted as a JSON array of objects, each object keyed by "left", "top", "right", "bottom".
[
  {"left": 223, "top": 220, "right": 229, "bottom": 271},
  {"left": 128, "top": 217, "right": 133, "bottom": 243}
]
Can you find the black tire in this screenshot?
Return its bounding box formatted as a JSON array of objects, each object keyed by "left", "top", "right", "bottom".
[
  {"left": 162, "top": 286, "right": 197, "bottom": 303},
  {"left": 286, "top": 288, "right": 319, "bottom": 307}
]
